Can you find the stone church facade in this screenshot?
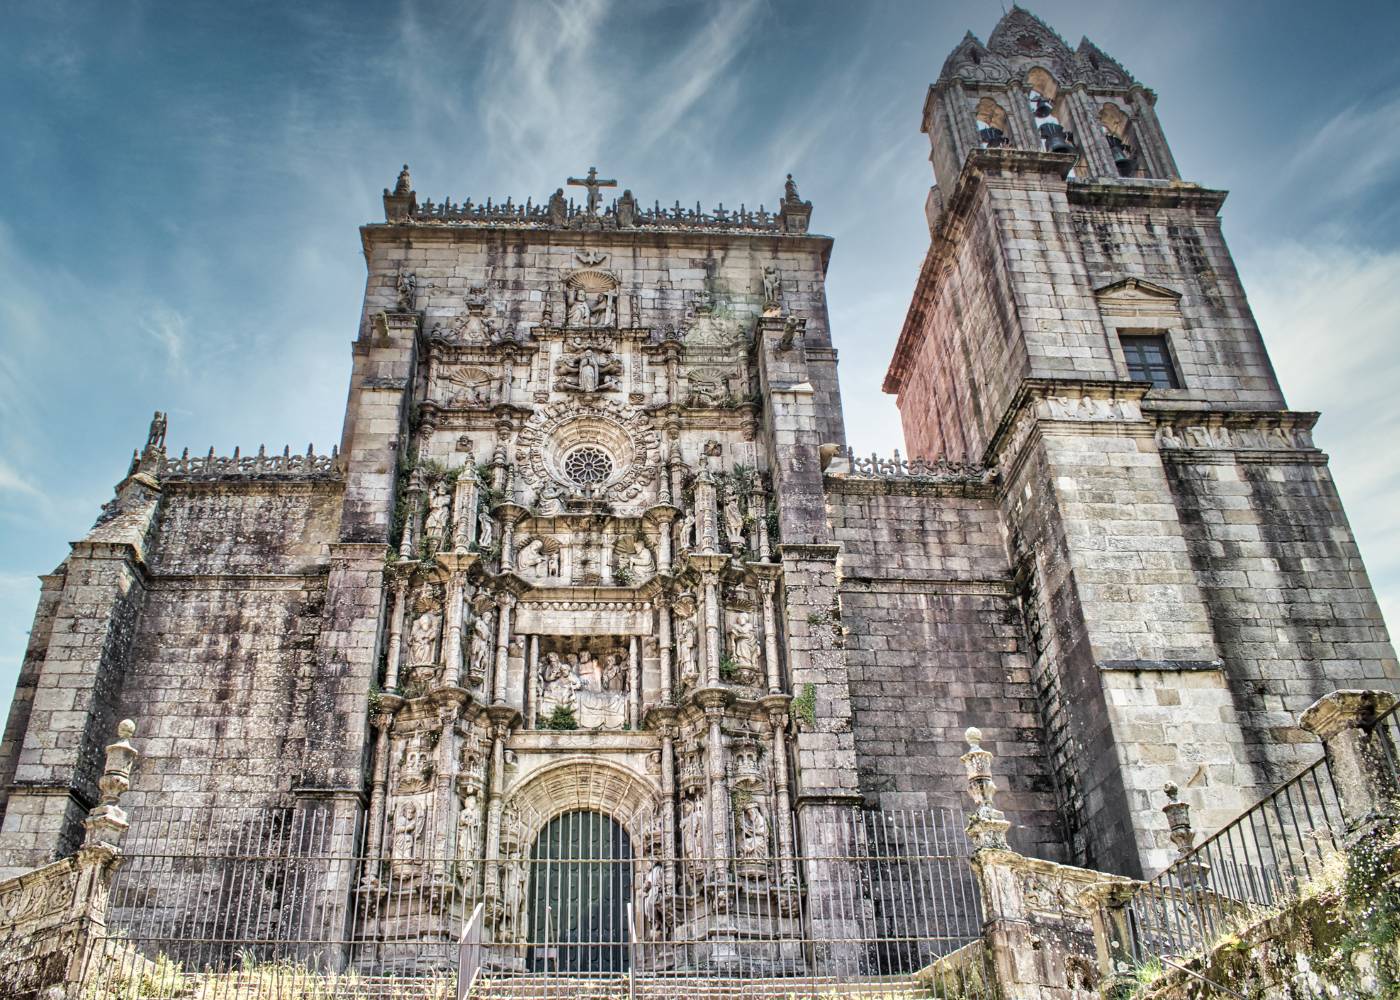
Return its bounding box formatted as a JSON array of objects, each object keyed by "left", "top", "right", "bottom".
[{"left": 0, "top": 6, "right": 1394, "bottom": 966}]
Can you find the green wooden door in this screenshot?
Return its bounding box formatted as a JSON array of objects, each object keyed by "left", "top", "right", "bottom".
[{"left": 528, "top": 810, "right": 632, "bottom": 972}]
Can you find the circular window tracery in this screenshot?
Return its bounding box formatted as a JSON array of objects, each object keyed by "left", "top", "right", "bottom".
[{"left": 563, "top": 445, "right": 614, "bottom": 487}]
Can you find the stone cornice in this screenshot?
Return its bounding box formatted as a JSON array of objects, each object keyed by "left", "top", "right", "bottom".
[{"left": 1067, "top": 178, "right": 1227, "bottom": 214}]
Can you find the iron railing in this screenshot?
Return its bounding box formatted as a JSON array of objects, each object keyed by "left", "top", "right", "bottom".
[
  {"left": 1126, "top": 698, "right": 1400, "bottom": 972},
  {"left": 79, "top": 805, "right": 990, "bottom": 999}
]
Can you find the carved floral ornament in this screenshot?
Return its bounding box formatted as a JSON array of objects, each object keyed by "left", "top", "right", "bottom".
[{"left": 515, "top": 399, "right": 661, "bottom": 505}]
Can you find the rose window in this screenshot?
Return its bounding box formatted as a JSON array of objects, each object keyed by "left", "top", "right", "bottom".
[{"left": 563, "top": 445, "right": 614, "bottom": 487}]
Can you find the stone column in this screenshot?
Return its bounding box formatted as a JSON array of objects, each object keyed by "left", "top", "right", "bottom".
[
  {"left": 657, "top": 596, "right": 674, "bottom": 705},
  {"left": 695, "top": 468, "right": 719, "bottom": 553},
  {"left": 384, "top": 576, "right": 408, "bottom": 693},
  {"left": 699, "top": 692, "right": 732, "bottom": 880},
  {"left": 657, "top": 716, "right": 679, "bottom": 887},
  {"left": 433, "top": 703, "right": 458, "bottom": 882},
  {"left": 654, "top": 511, "right": 675, "bottom": 573},
  {"left": 483, "top": 715, "right": 509, "bottom": 913},
  {"left": 398, "top": 469, "right": 424, "bottom": 558},
  {"left": 526, "top": 636, "right": 539, "bottom": 728},
  {"left": 668, "top": 444, "right": 686, "bottom": 508},
  {"left": 749, "top": 484, "right": 771, "bottom": 562},
  {"left": 757, "top": 574, "right": 782, "bottom": 694},
  {"left": 698, "top": 566, "right": 723, "bottom": 687},
  {"left": 1300, "top": 689, "right": 1400, "bottom": 846},
  {"left": 362, "top": 705, "right": 400, "bottom": 885},
  {"left": 765, "top": 700, "right": 797, "bottom": 886},
  {"left": 442, "top": 573, "right": 466, "bottom": 689},
  {"left": 492, "top": 594, "right": 516, "bottom": 705},
  {"left": 453, "top": 472, "right": 480, "bottom": 551},
  {"left": 628, "top": 636, "right": 641, "bottom": 730}
]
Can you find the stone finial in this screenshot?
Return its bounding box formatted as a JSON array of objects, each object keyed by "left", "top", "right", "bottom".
[
  {"left": 83, "top": 720, "right": 138, "bottom": 849},
  {"left": 778, "top": 173, "right": 812, "bottom": 234},
  {"left": 1162, "top": 782, "right": 1195, "bottom": 858},
  {"left": 962, "top": 726, "right": 1010, "bottom": 850},
  {"left": 394, "top": 163, "right": 412, "bottom": 197}
]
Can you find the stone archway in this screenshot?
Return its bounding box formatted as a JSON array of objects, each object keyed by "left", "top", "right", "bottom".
[{"left": 503, "top": 757, "right": 658, "bottom": 852}]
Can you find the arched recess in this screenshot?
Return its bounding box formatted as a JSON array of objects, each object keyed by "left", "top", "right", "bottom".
[
  {"left": 1025, "top": 67, "right": 1075, "bottom": 155},
  {"left": 1098, "top": 102, "right": 1139, "bottom": 176},
  {"left": 503, "top": 756, "right": 658, "bottom": 853},
  {"left": 974, "top": 96, "right": 1013, "bottom": 148}
]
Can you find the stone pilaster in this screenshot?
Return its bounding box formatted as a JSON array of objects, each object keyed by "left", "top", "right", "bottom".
[{"left": 1301, "top": 689, "right": 1400, "bottom": 846}]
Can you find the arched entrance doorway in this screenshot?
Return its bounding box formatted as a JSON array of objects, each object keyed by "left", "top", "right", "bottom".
[{"left": 527, "top": 810, "right": 632, "bottom": 973}]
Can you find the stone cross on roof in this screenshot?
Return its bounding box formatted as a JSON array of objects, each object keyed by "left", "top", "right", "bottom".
[{"left": 567, "top": 166, "right": 617, "bottom": 216}]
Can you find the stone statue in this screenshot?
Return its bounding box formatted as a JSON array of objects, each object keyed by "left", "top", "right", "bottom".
[
  {"left": 729, "top": 611, "right": 759, "bottom": 680},
  {"left": 679, "top": 509, "right": 696, "bottom": 552},
  {"left": 538, "top": 652, "right": 581, "bottom": 717},
  {"left": 641, "top": 861, "right": 666, "bottom": 937},
  {"left": 407, "top": 608, "right": 440, "bottom": 666},
  {"left": 762, "top": 266, "right": 782, "bottom": 312},
  {"left": 423, "top": 482, "right": 451, "bottom": 546},
  {"left": 601, "top": 650, "right": 627, "bottom": 693},
  {"left": 723, "top": 490, "right": 745, "bottom": 549},
  {"left": 589, "top": 290, "right": 616, "bottom": 327},
  {"left": 501, "top": 858, "right": 528, "bottom": 936},
  {"left": 555, "top": 345, "right": 622, "bottom": 392},
  {"left": 395, "top": 267, "right": 417, "bottom": 312},
  {"left": 682, "top": 796, "right": 707, "bottom": 863},
  {"left": 676, "top": 615, "right": 698, "bottom": 686},
  {"left": 517, "top": 537, "right": 548, "bottom": 580},
  {"left": 457, "top": 796, "right": 482, "bottom": 861},
  {"left": 619, "top": 536, "right": 655, "bottom": 581},
  {"left": 739, "top": 800, "right": 769, "bottom": 859},
  {"left": 537, "top": 480, "right": 566, "bottom": 516},
  {"left": 548, "top": 187, "right": 567, "bottom": 226},
  {"left": 390, "top": 801, "right": 424, "bottom": 868},
  {"left": 146, "top": 411, "right": 168, "bottom": 451},
  {"left": 477, "top": 510, "right": 495, "bottom": 549},
  {"left": 469, "top": 610, "right": 493, "bottom": 684},
  {"left": 568, "top": 289, "right": 592, "bottom": 327}
]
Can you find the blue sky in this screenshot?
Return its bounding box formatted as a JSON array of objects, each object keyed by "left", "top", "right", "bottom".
[{"left": 2, "top": 0, "right": 1399, "bottom": 724}]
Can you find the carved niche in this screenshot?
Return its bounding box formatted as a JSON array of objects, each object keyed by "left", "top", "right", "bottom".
[
  {"left": 555, "top": 336, "right": 623, "bottom": 394},
  {"left": 563, "top": 252, "right": 621, "bottom": 328}
]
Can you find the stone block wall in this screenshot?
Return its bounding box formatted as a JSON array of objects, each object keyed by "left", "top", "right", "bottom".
[
  {"left": 1164, "top": 449, "right": 1399, "bottom": 785},
  {"left": 825, "top": 477, "right": 1064, "bottom": 860}
]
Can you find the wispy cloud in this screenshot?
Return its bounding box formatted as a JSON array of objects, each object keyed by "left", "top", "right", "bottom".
[
  {"left": 137, "top": 303, "right": 189, "bottom": 374},
  {"left": 0, "top": 461, "right": 42, "bottom": 499}
]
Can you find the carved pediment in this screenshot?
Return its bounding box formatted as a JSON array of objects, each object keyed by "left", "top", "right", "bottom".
[{"left": 1094, "top": 277, "right": 1182, "bottom": 301}]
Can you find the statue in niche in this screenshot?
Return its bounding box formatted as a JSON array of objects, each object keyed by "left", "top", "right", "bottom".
[
  {"left": 678, "top": 508, "right": 696, "bottom": 553},
  {"left": 423, "top": 481, "right": 452, "bottom": 547},
  {"left": 739, "top": 800, "right": 770, "bottom": 859},
  {"left": 641, "top": 861, "right": 666, "bottom": 938},
  {"left": 477, "top": 509, "right": 496, "bottom": 549},
  {"left": 681, "top": 796, "right": 708, "bottom": 866},
  {"left": 500, "top": 858, "right": 528, "bottom": 936},
  {"left": 615, "top": 535, "right": 655, "bottom": 581},
  {"left": 555, "top": 345, "right": 622, "bottom": 393},
  {"left": 468, "top": 609, "right": 494, "bottom": 685},
  {"left": 729, "top": 611, "right": 760, "bottom": 683},
  {"left": 390, "top": 801, "right": 424, "bottom": 870},
  {"left": 394, "top": 267, "right": 417, "bottom": 312},
  {"left": 541, "top": 648, "right": 628, "bottom": 729},
  {"left": 517, "top": 537, "right": 557, "bottom": 581},
  {"left": 457, "top": 793, "right": 483, "bottom": 863},
  {"left": 407, "top": 607, "right": 441, "bottom": 667},
  {"left": 675, "top": 610, "right": 699, "bottom": 688},
  {"left": 762, "top": 265, "right": 782, "bottom": 314},
  {"left": 723, "top": 490, "right": 745, "bottom": 549}
]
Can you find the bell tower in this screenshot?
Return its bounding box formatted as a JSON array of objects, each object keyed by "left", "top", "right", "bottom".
[{"left": 887, "top": 7, "right": 1397, "bottom": 876}]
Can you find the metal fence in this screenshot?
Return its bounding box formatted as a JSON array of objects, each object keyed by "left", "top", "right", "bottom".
[
  {"left": 79, "top": 806, "right": 990, "bottom": 999},
  {"left": 1125, "top": 698, "right": 1400, "bottom": 974}
]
